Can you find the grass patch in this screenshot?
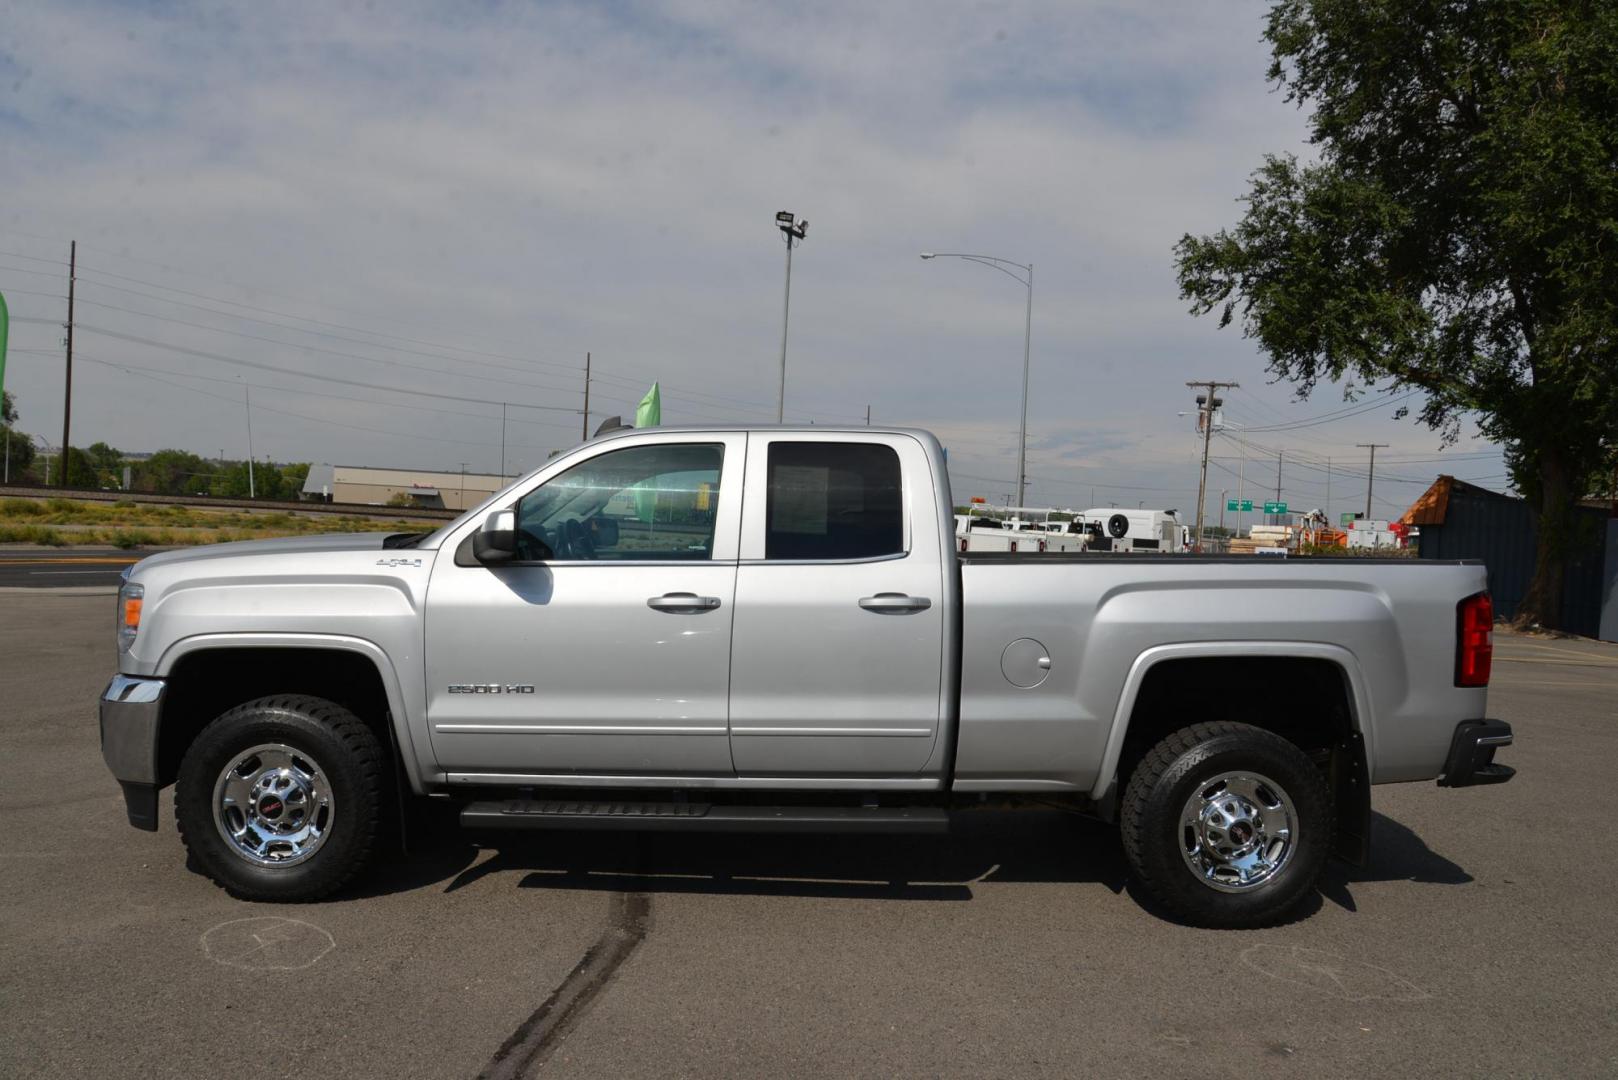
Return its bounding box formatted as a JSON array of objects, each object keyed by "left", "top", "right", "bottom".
[
  {"left": 0, "top": 495, "right": 439, "bottom": 545},
  {"left": 0, "top": 524, "right": 68, "bottom": 545}
]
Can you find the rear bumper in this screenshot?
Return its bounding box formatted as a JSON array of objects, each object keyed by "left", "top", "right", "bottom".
[
  {"left": 1437, "top": 719, "right": 1514, "bottom": 788},
  {"left": 99, "top": 674, "right": 167, "bottom": 830}
]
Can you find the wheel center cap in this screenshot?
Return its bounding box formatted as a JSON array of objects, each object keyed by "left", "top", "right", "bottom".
[
  {"left": 1229, "top": 820, "right": 1253, "bottom": 845},
  {"left": 257, "top": 794, "right": 284, "bottom": 820}
]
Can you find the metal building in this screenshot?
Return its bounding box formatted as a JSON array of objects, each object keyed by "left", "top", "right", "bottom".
[
  {"left": 1405, "top": 476, "right": 1615, "bottom": 641},
  {"left": 301, "top": 465, "right": 511, "bottom": 511}
]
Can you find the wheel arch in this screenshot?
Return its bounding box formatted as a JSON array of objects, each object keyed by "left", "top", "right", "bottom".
[
  {"left": 154, "top": 634, "right": 424, "bottom": 794},
  {"left": 1092, "top": 642, "right": 1374, "bottom": 865}
]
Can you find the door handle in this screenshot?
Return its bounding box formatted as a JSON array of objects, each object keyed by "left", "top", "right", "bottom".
[
  {"left": 857, "top": 593, "right": 932, "bottom": 614},
  {"left": 647, "top": 592, "right": 722, "bottom": 613}
]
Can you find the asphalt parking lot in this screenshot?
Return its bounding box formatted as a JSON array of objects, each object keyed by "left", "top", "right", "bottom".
[{"left": 3, "top": 592, "right": 1616, "bottom": 1079}]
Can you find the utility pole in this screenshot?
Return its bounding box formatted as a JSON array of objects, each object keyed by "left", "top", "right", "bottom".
[
  {"left": 1273, "top": 449, "right": 1284, "bottom": 524},
  {"left": 243, "top": 382, "right": 255, "bottom": 498},
  {"left": 1236, "top": 438, "right": 1246, "bottom": 537},
  {"left": 1358, "top": 443, "right": 1389, "bottom": 518},
  {"left": 501, "top": 403, "right": 508, "bottom": 477},
  {"left": 1326, "top": 456, "right": 1332, "bottom": 523},
  {"left": 1187, "top": 380, "right": 1238, "bottom": 552},
  {"left": 582, "top": 352, "right": 592, "bottom": 441},
  {"left": 60, "top": 240, "right": 75, "bottom": 487},
  {"left": 865, "top": 404, "right": 871, "bottom": 427},
  {"left": 458, "top": 463, "right": 467, "bottom": 508}
]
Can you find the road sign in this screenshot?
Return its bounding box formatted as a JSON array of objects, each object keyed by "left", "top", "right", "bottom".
[
  {"left": 1226, "top": 499, "right": 1254, "bottom": 512},
  {"left": 1263, "top": 501, "right": 1288, "bottom": 515},
  {"left": 1340, "top": 512, "right": 1357, "bottom": 525}
]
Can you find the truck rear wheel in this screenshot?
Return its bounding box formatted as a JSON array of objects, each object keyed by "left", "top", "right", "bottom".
[
  {"left": 1120, "top": 721, "right": 1332, "bottom": 928},
  {"left": 175, "top": 695, "right": 384, "bottom": 902}
]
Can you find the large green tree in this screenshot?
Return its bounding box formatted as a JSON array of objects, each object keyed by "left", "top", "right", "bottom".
[{"left": 1176, "top": 1, "right": 1618, "bottom": 629}]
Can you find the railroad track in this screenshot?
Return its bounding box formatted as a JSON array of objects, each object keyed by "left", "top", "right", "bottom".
[{"left": 0, "top": 484, "right": 460, "bottom": 521}]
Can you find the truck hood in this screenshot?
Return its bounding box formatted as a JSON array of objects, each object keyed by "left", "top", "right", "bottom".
[{"left": 131, "top": 531, "right": 405, "bottom": 574}]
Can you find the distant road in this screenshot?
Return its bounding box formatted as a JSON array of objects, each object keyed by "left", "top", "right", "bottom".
[{"left": 0, "top": 548, "right": 141, "bottom": 588}]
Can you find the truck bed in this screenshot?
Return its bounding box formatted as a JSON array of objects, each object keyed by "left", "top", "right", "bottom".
[{"left": 951, "top": 554, "right": 1490, "bottom": 798}]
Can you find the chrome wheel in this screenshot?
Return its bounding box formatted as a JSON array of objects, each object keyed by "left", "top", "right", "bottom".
[
  {"left": 1179, "top": 770, "right": 1296, "bottom": 893},
  {"left": 212, "top": 743, "right": 335, "bottom": 867}
]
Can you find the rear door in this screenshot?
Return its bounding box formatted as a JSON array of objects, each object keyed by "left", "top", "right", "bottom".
[{"left": 727, "top": 434, "right": 948, "bottom": 776}]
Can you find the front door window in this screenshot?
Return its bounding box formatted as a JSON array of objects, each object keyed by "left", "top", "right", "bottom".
[{"left": 515, "top": 443, "right": 724, "bottom": 561}]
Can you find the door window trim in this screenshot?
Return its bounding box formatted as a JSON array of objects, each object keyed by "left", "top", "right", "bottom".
[
  {"left": 738, "top": 434, "right": 917, "bottom": 563},
  {"left": 448, "top": 431, "right": 747, "bottom": 567}
]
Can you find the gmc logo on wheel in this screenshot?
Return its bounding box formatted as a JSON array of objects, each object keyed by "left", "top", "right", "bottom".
[{"left": 447, "top": 684, "right": 535, "bottom": 694}]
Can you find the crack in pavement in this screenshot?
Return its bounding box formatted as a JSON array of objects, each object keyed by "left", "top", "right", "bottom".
[{"left": 477, "top": 876, "right": 652, "bottom": 1079}]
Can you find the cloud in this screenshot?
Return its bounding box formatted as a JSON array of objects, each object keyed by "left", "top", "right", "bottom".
[{"left": 0, "top": 0, "right": 1504, "bottom": 516}]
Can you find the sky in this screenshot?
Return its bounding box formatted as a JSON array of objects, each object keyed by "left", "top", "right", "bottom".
[{"left": 0, "top": 0, "right": 1511, "bottom": 523}]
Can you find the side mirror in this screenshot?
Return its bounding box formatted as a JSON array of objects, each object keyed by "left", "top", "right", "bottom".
[{"left": 472, "top": 510, "right": 517, "bottom": 565}]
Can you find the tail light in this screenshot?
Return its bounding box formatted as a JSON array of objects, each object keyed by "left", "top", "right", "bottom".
[{"left": 1455, "top": 591, "right": 1493, "bottom": 687}]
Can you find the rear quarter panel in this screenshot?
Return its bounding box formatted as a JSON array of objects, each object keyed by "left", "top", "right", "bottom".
[{"left": 955, "top": 558, "right": 1489, "bottom": 794}]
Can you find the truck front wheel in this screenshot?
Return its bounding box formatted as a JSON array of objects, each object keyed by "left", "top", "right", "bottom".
[
  {"left": 175, "top": 695, "right": 385, "bottom": 902},
  {"left": 1120, "top": 721, "right": 1333, "bottom": 928}
]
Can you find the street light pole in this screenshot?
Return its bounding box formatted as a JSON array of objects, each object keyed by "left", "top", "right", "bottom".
[
  {"left": 1017, "top": 263, "right": 1033, "bottom": 513},
  {"left": 774, "top": 212, "right": 808, "bottom": 423},
  {"left": 921, "top": 252, "right": 1034, "bottom": 508}
]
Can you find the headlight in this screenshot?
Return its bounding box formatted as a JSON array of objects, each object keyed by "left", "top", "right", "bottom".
[{"left": 118, "top": 581, "right": 144, "bottom": 653}]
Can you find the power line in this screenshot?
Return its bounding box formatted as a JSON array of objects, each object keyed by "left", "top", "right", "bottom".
[
  {"left": 69, "top": 264, "right": 867, "bottom": 423},
  {"left": 63, "top": 352, "right": 580, "bottom": 431},
  {"left": 78, "top": 357, "right": 568, "bottom": 455},
  {"left": 12, "top": 232, "right": 874, "bottom": 424},
  {"left": 75, "top": 325, "right": 583, "bottom": 413},
  {"left": 72, "top": 301, "right": 589, "bottom": 397}
]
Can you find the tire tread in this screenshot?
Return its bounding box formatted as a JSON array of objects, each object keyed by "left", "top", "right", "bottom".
[
  {"left": 174, "top": 694, "right": 385, "bottom": 902},
  {"left": 1120, "top": 721, "right": 1333, "bottom": 929}
]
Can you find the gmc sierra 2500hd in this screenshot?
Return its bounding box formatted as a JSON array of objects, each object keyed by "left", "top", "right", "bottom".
[{"left": 99, "top": 427, "right": 1513, "bottom": 927}]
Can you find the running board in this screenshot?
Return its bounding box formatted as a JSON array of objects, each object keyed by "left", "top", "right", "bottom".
[{"left": 460, "top": 799, "right": 949, "bottom": 834}]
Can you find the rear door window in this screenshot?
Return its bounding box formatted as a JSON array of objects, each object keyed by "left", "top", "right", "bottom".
[{"left": 764, "top": 442, "right": 903, "bottom": 560}]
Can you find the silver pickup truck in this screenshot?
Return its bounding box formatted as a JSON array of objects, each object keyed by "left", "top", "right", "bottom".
[{"left": 99, "top": 426, "right": 1513, "bottom": 927}]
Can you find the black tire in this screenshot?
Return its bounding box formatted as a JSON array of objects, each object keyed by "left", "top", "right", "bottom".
[
  {"left": 1120, "top": 721, "right": 1332, "bottom": 929},
  {"left": 1107, "top": 513, "right": 1130, "bottom": 539},
  {"left": 175, "top": 695, "right": 385, "bottom": 902}
]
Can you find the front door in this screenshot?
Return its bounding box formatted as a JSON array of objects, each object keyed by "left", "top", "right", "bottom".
[
  {"left": 424, "top": 433, "right": 745, "bottom": 777},
  {"left": 727, "top": 435, "right": 948, "bottom": 776}
]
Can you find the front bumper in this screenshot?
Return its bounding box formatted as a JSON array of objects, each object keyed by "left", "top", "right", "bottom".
[
  {"left": 99, "top": 674, "right": 167, "bottom": 830},
  {"left": 1437, "top": 719, "right": 1515, "bottom": 788}
]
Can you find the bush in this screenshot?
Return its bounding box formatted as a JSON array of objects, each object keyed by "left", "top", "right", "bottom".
[
  {"left": 113, "top": 499, "right": 138, "bottom": 509},
  {"left": 0, "top": 498, "right": 40, "bottom": 518},
  {"left": 109, "top": 530, "right": 143, "bottom": 550}
]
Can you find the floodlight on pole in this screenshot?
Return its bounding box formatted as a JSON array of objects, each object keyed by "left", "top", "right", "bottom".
[{"left": 774, "top": 211, "right": 808, "bottom": 422}]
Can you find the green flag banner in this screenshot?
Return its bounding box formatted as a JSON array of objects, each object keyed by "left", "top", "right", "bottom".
[
  {"left": 633, "top": 382, "right": 661, "bottom": 522},
  {"left": 635, "top": 381, "right": 661, "bottom": 428}
]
